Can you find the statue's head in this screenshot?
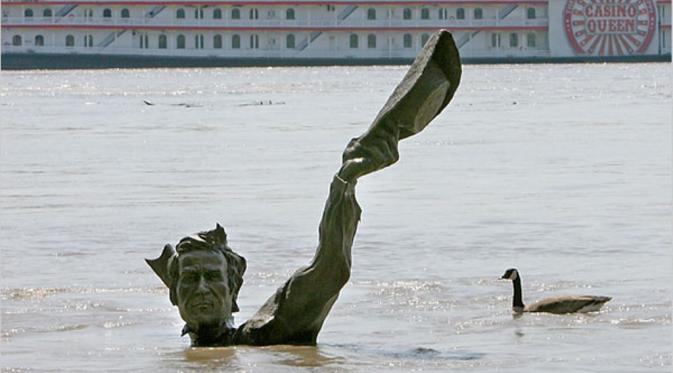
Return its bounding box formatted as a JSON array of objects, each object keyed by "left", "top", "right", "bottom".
[{"left": 147, "top": 224, "right": 246, "bottom": 331}]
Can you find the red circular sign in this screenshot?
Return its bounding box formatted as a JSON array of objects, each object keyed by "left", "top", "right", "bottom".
[{"left": 564, "top": 0, "right": 656, "bottom": 56}]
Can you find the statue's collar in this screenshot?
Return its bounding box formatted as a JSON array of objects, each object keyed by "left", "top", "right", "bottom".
[
  {"left": 180, "top": 323, "right": 193, "bottom": 337},
  {"left": 182, "top": 318, "right": 237, "bottom": 347}
]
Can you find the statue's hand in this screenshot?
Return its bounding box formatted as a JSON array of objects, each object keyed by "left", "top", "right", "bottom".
[{"left": 338, "top": 130, "right": 399, "bottom": 182}]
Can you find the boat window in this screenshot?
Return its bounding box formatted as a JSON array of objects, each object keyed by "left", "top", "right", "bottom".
[
  {"left": 65, "top": 34, "right": 74, "bottom": 47},
  {"left": 213, "top": 8, "right": 222, "bottom": 19},
  {"left": 12, "top": 35, "right": 22, "bottom": 46},
  {"left": 403, "top": 33, "right": 412, "bottom": 48},
  {"left": 527, "top": 33, "right": 536, "bottom": 48},
  {"left": 249, "top": 34, "right": 259, "bottom": 49},
  {"left": 456, "top": 8, "right": 465, "bottom": 20},
  {"left": 232, "top": 34, "right": 241, "bottom": 48},
  {"left": 421, "top": 8, "right": 429, "bottom": 20},
  {"left": 367, "top": 34, "right": 376, "bottom": 48},
  {"left": 286, "top": 8, "right": 295, "bottom": 20},
  {"left": 159, "top": 34, "right": 167, "bottom": 49},
  {"left": 491, "top": 33, "right": 500, "bottom": 47},
  {"left": 509, "top": 33, "right": 518, "bottom": 48},
  {"left": 286, "top": 34, "right": 295, "bottom": 49},
  {"left": 367, "top": 8, "right": 376, "bottom": 20},
  {"left": 527, "top": 8, "right": 536, "bottom": 19},
  {"left": 176, "top": 8, "right": 185, "bottom": 19},
  {"left": 139, "top": 33, "right": 148, "bottom": 48},
  {"left": 177, "top": 34, "right": 185, "bottom": 49},
  {"left": 121, "top": 8, "right": 130, "bottom": 18},
  {"left": 403, "top": 8, "right": 412, "bottom": 20},
  {"left": 43, "top": 9, "right": 52, "bottom": 17},
  {"left": 474, "top": 8, "right": 483, "bottom": 20},
  {"left": 35, "top": 35, "right": 44, "bottom": 46},
  {"left": 349, "top": 34, "right": 358, "bottom": 48}
]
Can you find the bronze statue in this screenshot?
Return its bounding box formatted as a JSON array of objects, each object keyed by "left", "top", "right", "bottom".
[{"left": 147, "top": 30, "right": 462, "bottom": 347}]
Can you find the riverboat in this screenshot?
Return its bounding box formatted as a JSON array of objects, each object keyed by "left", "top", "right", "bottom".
[{"left": 1, "top": 0, "right": 670, "bottom": 68}]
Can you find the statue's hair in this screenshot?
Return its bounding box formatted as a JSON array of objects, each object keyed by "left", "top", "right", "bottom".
[{"left": 167, "top": 224, "right": 247, "bottom": 313}]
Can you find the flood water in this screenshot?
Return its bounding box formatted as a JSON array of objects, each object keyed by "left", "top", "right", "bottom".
[{"left": 1, "top": 63, "right": 671, "bottom": 372}]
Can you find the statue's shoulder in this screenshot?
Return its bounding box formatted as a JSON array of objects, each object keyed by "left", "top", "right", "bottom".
[{"left": 233, "top": 313, "right": 285, "bottom": 346}]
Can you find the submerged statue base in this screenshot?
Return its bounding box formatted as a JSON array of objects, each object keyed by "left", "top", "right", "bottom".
[{"left": 147, "top": 30, "right": 462, "bottom": 346}]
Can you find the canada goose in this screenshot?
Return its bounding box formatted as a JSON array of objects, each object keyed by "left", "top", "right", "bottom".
[{"left": 500, "top": 268, "right": 611, "bottom": 314}]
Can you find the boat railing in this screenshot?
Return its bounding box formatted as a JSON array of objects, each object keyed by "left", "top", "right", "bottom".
[
  {"left": 2, "top": 44, "right": 553, "bottom": 59},
  {"left": 2, "top": 16, "right": 549, "bottom": 29}
]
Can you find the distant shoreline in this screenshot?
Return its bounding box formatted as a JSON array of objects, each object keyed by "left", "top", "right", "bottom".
[{"left": 2, "top": 52, "right": 670, "bottom": 70}]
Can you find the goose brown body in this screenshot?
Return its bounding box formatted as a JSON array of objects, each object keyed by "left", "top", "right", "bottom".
[
  {"left": 501, "top": 268, "right": 611, "bottom": 314},
  {"left": 524, "top": 295, "right": 612, "bottom": 314}
]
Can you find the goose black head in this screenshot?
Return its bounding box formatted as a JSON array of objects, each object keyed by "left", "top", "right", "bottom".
[{"left": 501, "top": 268, "right": 519, "bottom": 280}]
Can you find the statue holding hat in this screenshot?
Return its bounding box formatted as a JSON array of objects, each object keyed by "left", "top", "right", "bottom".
[{"left": 147, "top": 30, "right": 461, "bottom": 347}]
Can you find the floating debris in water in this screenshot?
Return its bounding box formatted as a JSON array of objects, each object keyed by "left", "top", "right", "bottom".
[
  {"left": 238, "top": 100, "right": 286, "bottom": 107},
  {"left": 142, "top": 100, "right": 201, "bottom": 108}
]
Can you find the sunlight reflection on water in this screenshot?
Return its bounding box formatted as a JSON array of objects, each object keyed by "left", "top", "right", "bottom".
[{"left": 0, "top": 63, "right": 671, "bottom": 372}]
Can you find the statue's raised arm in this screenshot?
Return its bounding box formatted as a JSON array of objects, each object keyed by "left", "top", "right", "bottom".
[
  {"left": 146, "top": 30, "right": 461, "bottom": 347},
  {"left": 339, "top": 30, "right": 461, "bottom": 182}
]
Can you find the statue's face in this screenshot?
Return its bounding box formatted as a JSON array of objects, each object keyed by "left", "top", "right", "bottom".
[{"left": 175, "top": 250, "right": 232, "bottom": 328}]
